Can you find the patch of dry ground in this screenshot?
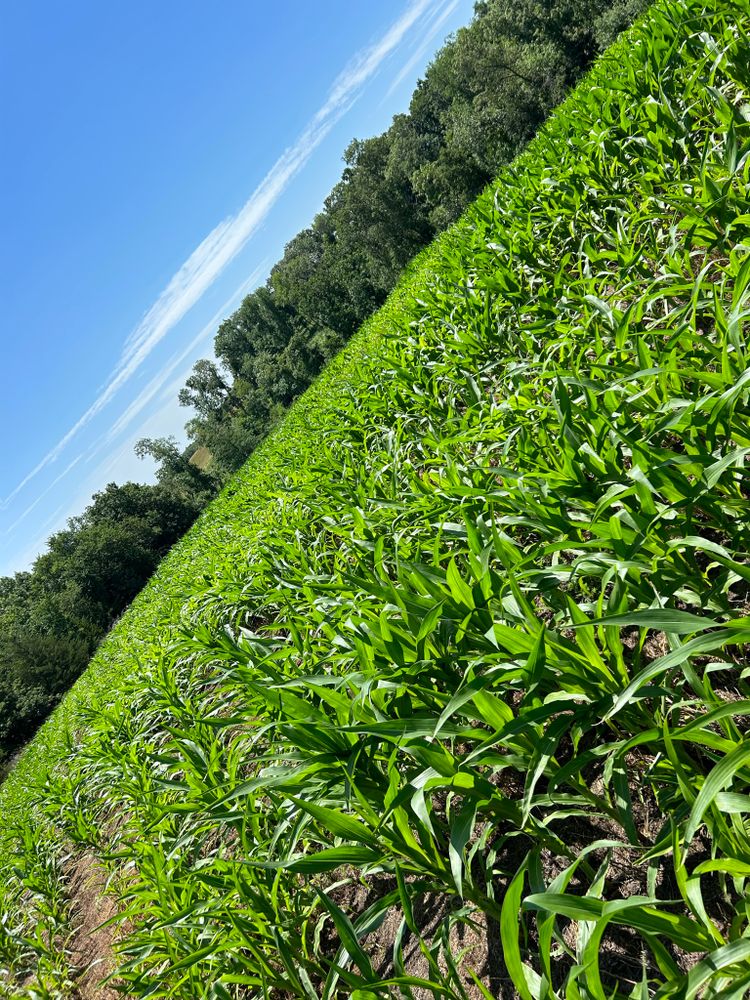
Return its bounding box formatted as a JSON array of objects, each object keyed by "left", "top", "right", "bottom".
[{"left": 66, "top": 853, "right": 120, "bottom": 1000}]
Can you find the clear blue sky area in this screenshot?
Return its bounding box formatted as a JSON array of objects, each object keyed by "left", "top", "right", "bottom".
[{"left": 0, "top": 0, "right": 474, "bottom": 575}]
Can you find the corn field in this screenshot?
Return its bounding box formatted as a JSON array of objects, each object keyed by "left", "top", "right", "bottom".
[{"left": 2, "top": 0, "right": 750, "bottom": 995}]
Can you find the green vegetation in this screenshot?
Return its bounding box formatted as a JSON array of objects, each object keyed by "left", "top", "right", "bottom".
[
  {"left": 0, "top": 0, "right": 644, "bottom": 763},
  {"left": 3, "top": 0, "right": 750, "bottom": 996},
  {"left": 181, "top": 0, "right": 645, "bottom": 476},
  {"left": 0, "top": 457, "right": 218, "bottom": 759}
]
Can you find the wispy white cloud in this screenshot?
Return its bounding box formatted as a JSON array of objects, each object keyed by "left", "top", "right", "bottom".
[
  {"left": 4, "top": 264, "right": 269, "bottom": 555},
  {"left": 1, "top": 0, "right": 443, "bottom": 512},
  {"left": 2, "top": 454, "right": 84, "bottom": 539},
  {"left": 10, "top": 502, "right": 72, "bottom": 572},
  {"left": 96, "top": 259, "right": 270, "bottom": 455},
  {"left": 384, "top": 0, "right": 461, "bottom": 101},
  {"left": 9, "top": 373, "right": 201, "bottom": 575},
  {"left": 315, "top": 0, "right": 439, "bottom": 123}
]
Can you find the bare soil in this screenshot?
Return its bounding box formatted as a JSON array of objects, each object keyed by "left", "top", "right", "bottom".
[{"left": 66, "top": 852, "right": 120, "bottom": 1000}]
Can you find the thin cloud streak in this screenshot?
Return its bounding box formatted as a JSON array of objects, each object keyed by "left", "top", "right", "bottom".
[
  {"left": 1, "top": 455, "right": 84, "bottom": 540},
  {"left": 10, "top": 502, "right": 72, "bottom": 572},
  {"left": 315, "top": 0, "right": 437, "bottom": 122},
  {"left": 384, "top": 0, "right": 460, "bottom": 100},
  {"left": 2, "top": 0, "right": 443, "bottom": 511},
  {"left": 10, "top": 377, "right": 189, "bottom": 575},
  {"left": 97, "top": 260, "right": 270, "bottom": 454},
  {"left": 6, "top": 263, "right": 270, "bottom": 550}
]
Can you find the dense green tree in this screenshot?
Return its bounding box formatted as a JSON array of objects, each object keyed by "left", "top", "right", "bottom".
[
  {"left": 177, "top": 359, "right": 234, "bottom": 421},
  {"left": 0, "top": 634, "right": 90, "bottom": 748},
  {"left": 323, "top": 135, "right": 433, "bottom": 294},
  {"left": 183, "top": 409, "right": 262, "bottom": 479},
  {"left": 134, "top": 438, "right": 219, "bottom": 508},
  {"left": 270, "top": 222, "right": 369, "bottom": 338},
  {"left": 0, "top": 473, "right": 214, "bottom": 757},
  {"left": 214, "top": 286, "right": 295, "bottom": 379}
]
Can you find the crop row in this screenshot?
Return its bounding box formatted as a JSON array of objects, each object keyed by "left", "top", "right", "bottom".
[{"left": 2, "top": 0, "right": 750, "bottom": 996}]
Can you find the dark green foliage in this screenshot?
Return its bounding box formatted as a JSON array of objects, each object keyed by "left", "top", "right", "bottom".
[
  {"left": 134, "top": 436, "right": 219, "bottom": 508},
  {"left": 33, "top": 476, "right": 211, "bottom": 632},
  {"left": 176, "top": 358, "right": 234, "bottom": 420},
  {"left": 0, "top": 635, "right": 90, "bottom": 748},
  {"left": 0, "top": 467, "right": 216, "bottom": 758},
  {"left": 214, "top": 286, "right": 296, "bottom": 379}
]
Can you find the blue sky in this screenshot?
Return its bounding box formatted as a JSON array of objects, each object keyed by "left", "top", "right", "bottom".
[{"left": 0, "top": 0, "right": 474, "bottom": 576}]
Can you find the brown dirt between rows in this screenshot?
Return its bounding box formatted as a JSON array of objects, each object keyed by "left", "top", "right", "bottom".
[
  {"left": 66, "top": 853, "right": 120, "bottom": 1000},
  {"left": 58, "top": 809, "right": 735, "bottom": 997},
  {"left": 326, "top": 877, "right": 508, "bottom": 1000}
]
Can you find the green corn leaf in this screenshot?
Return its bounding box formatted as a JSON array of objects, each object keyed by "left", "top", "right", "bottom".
[
  {"left": 501, "top": 861, "right": 535, "bottom": 1000},
  {"left": 317, "top": 890, "right": 375, "bottom": 979},
  {"left": 287, "top": 796, "right": 378, "bottom": 846},
  {"left": 685, "top": 742, "right": 750, "bottom": 843},
  {"left": 570, "top": 609, "right": 717, "bottom": 634},
  {"left": 524, "top": 894, "right": 714, "bottom": 951}
]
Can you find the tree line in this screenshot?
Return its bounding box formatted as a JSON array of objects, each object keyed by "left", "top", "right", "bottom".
[{"left": 0, "top": 0, "right": 646, "bottom": 761}]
